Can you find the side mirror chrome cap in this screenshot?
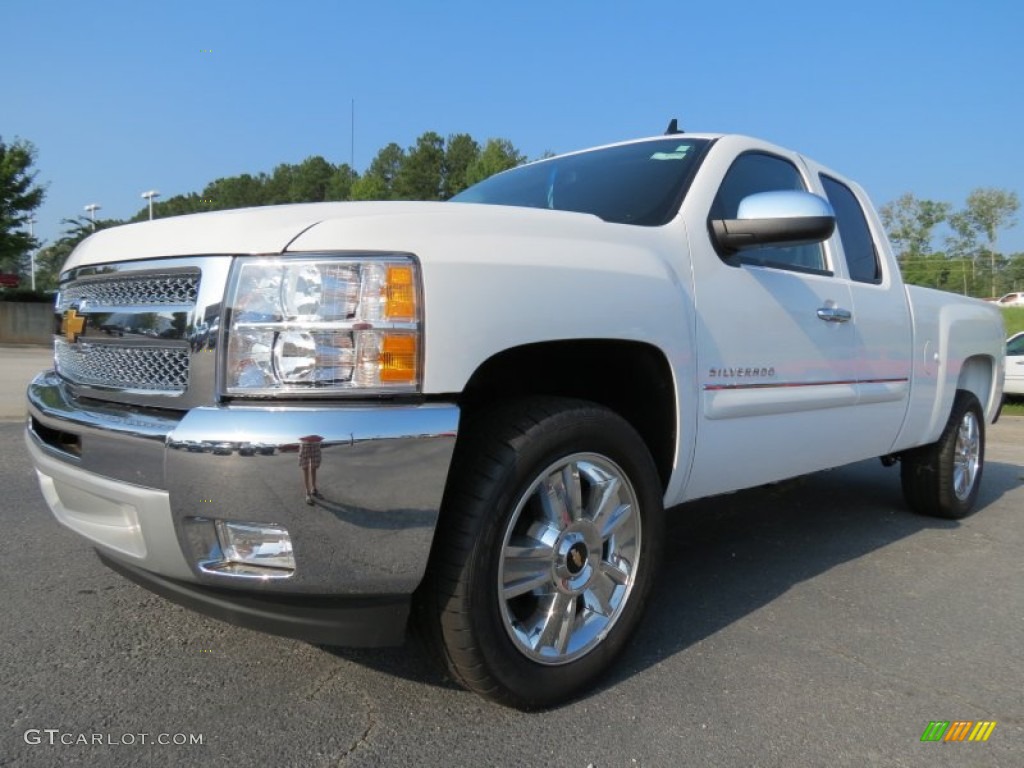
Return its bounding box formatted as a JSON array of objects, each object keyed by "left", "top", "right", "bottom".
[
  {"left": 711, "top": 190, "right": 835, "bottom": 255},
  {"left": 736, "top": 190, "right": 834, "bottom": 220}
]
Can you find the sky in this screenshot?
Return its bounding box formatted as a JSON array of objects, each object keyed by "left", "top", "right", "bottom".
[{"left": 4, "top": 0, "right": 1023, "bottom": 253}]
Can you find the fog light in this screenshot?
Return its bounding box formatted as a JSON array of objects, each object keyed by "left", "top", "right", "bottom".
[{"left": 216, "top": 521, "right": 295, "bottom": 572}]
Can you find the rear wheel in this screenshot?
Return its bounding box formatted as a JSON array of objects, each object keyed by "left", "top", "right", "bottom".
[
  {"left": 417, "top": 397, "right": 665, "bottom": 709},
  {"left": 900, "top": 390, "right": 985, "bottom": 519}
]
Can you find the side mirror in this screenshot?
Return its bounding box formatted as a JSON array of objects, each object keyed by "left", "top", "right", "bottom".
[{"left": 711, "top": 190, "right": 835, "bottom": 254}]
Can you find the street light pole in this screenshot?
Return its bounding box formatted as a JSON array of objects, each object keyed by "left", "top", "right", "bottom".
[
  {"left": 28, "top": 214, "right": 36, "bottom": 290},
  {"left": 84, "top": 203, "right": 101, "bottom": 229},
  {"left": 141, "top": 190, "right": 160, "bottom": 220}
]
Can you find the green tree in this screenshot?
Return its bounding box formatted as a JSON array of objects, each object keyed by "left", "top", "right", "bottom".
[
  {"left": 0, "top": 137, "right": 46, "bottom": 273},
  {"left": 129, "top": 192, "right": 209, "bottom": 222},
  {"left": 354, "top": 143, "right": 406, "bottom": 200},
  {"left": 326, "top": 164, "right": 359, "bottom": 201},
  {"left": 879, "top": 193, "right": 950, "bottom": 261},
  {"left": 947, "top": 188, "right": 1020, "bottom": 297},
  {"left": 265, "top": 163, "right": 296, "bottom": 205},
  {"left": 464, "top": 138, "right": 525, "bottom": 187},
  {"left": 33, "top": 216, "right": 121, "bottom": 290},
  {"left": 202, "top": 173, "right": 269, "bottom": 210},
  {"left": 1004, "top": 252, "right": 1024, "bottom": 293},
  {"left": 349, "top": 173, "right": 389, "bottom": 201},
  {"left": 899, "top": 251, "right": 973, "bottom": 294},
  {"left": 395, "top": 132, "right": 445, "bottom": 200},
  {"left": 116, "top": 130, "right": 524, "bottom": 217},
  {"left": 442, "top": 133, "right": 480, "bottom": 199},
  {"left": 288, "top": 156, "right": 335, "bottom": 203}
]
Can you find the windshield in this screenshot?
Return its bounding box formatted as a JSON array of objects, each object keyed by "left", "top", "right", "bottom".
[{"left": 451, "top": 138, "right": 711, "bottom": 226}]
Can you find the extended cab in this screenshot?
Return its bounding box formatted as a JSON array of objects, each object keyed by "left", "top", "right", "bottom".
[{"left": 26, "top": 131, "right": 1006, "bottom": 708}]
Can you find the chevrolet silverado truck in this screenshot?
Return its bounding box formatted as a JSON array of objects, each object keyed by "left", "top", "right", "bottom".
[{"left": 26, "top": 129, "right": 1006, "bottom": 709}]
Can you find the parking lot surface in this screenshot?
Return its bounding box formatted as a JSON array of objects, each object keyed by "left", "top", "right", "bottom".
[
  {"left": 0, "top": 345, "right": 51, "bottom": 420},
  {"left": 1, "top": 357, "right": 1021, "bottom": 766}
]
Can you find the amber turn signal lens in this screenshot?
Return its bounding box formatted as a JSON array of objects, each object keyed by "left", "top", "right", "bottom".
[
  {"left": 385, "top": 265, "right": 416, "bottom": 321},
  {"left": 379, "top": 334, "right": 418, "bottom": 383}
]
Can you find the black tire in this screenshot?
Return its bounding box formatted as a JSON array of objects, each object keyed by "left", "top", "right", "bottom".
[
  {"left": 900, "top": 390, "right": 985, "bottom": 519},
  {"left": 416, "top": 396, "right": 665, "bottom": 709}
]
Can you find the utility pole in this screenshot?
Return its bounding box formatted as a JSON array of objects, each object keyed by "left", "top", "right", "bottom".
[
  {"left": 28, "top": 214, "right": 36, "bottom": 290},
  {"left": 990, "top": 247, "right": 997, "bottom": 299}
]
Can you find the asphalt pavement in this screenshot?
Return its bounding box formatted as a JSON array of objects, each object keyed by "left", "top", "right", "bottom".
[
  {"left": 0, "top": 345, "right": 51, "bottom": 421},
  {"left": 0, "top": 350, "right": 1021, "bottom": 766}
]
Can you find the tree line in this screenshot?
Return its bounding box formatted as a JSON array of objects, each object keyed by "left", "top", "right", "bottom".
[
  {"left": 124, "top": 132, "right": 526, "bottom": 223},
  {"left": 2, "top": 132, "right": 526, "bottom": 291},
  {"left": 1, "top": 132, "right": 1020, "bottom": 297},
  {"left": 880, "top": 189, "right": 1021, "bottom": 298}
]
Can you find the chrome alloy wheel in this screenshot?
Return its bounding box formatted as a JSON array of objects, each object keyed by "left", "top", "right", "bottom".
[
  {"left": 497, "top": 453, "right": 641, "bottom": 665},
  {"left": 953, "top": 409, "right": 981, "bottom": 501}
]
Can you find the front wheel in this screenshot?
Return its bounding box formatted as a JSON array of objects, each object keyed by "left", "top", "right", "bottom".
[
  {"left": 417, "top": 397, "right": 665, "bottom": 709},
  {"left": 900, "top": 390, "right": 985, "bottom": 519}
]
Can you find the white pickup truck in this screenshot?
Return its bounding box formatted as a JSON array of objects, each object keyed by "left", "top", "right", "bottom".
[{"left": 26, "top": 129, "right": 1006, "bottom": 709}]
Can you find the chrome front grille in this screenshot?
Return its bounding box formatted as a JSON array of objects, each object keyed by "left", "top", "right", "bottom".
[
  {"left": 55, "top": 339, "right": 191, "bottom": 393},
  {"left": 58, "top": 272, "right": 200, "bottom": 310},
  {"left": 54, "top": 256, "right": 231, "bottom": 407},
  {"left": 54, "top": 262, "right": 215, "bottom": 399}
]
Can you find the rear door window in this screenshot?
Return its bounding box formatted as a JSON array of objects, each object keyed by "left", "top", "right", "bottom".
[{"left": 821, "top": 175, "right": 882, "bottom": 284}]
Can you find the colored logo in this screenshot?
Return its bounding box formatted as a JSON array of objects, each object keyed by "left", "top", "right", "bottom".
[
  {"left": 921, "top": 721, "right": 996, "bottom": 742},
  {"left": 61, "top": 309, "right": 86, "bottom": 343}
]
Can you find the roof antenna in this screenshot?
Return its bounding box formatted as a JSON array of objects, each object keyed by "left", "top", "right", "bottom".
[{"left": 665, "top": 118, "right": 683, "bottom": 135}]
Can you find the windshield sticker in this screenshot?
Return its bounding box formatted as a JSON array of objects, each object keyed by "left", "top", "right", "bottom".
[{"left": 650, "top": 145, "right": 691, "bottom": 161}]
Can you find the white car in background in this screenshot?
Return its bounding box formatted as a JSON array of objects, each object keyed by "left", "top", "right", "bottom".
[
  {"left": 994, "top": 292, "right": 1024, "bottom": 307},
  {"left": 1006, "top": 332, "right": 1024, "bottom": 395}
]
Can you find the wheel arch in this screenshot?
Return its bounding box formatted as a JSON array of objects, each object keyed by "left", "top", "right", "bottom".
[
  {"left": 458, "top": 339, "right": 677, "bottom": 491},
  {"left": 956, "top": 354, "right": 997, "bottom": 416}
]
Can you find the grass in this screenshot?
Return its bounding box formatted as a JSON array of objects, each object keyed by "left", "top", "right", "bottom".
[
  {"left": 1001, "top": 308, "right": 1024, "bottom": 416},
  {"left": 1002, "top": 307, "right": 1024, "bottom": 337},
  {"left": 1001, "top": 399, "right": 1024, "bottom": 416}
]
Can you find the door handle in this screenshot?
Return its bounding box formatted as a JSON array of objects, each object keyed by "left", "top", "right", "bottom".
[{"left": 816, "top": 306, "right": 852, "bottom": 323}]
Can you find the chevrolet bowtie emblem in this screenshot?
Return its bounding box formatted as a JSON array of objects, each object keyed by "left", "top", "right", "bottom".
[{"left": 62, "top": 309, "right": 86, "bottom": 343}]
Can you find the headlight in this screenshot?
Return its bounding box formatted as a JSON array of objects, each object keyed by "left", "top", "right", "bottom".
[{"left": 223, "top": 254, "right": 421, "bottom": 396}]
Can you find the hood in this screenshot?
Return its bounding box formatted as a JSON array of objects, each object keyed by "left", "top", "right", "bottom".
[
  {"left": 61, "top": 202, "right": 454, "bottom": 271},
  {"left": 62, "top": 200, "right": 612, "bottom": 271}
]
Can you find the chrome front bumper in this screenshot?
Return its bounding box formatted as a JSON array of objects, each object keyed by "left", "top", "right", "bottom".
[{"left": 26, "top": 370, "right": 459, "bottom": 644}]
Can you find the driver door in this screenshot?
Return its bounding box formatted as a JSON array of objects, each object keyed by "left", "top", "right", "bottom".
[{"left": 682, "top": 145, "right": 861, "bottom": 500}]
